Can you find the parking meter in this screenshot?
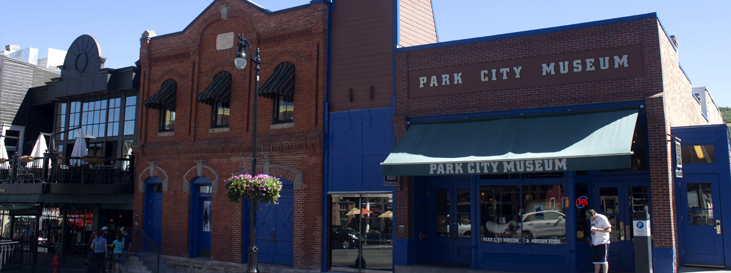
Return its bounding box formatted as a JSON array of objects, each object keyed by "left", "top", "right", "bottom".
[{"left": 633, "top": 211, "right": 653, "bottom": 273}]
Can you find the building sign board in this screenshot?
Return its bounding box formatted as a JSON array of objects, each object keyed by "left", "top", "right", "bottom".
[{"left": 408, "top": 45, "right": 644, "bottom": 98}]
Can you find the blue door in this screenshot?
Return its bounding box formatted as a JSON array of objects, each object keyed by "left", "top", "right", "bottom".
[
  {"left": 593, "top": 181, "right": 649, "bottom": 272},
  {"left": 681, "top": 173, "right": 724, "bottom": 267},
  {"left": 144, "top": 182, "right": 163, "bottom": 250},
  {"left": 189, "top": 182, "right": 212, "bottom": 258},
  {"left": 198, "top": 195, "right": 212, "bottom": 257},
  {"left": 255, "top": 179, "right": 293, "bottom": 265},
  {"left": 427, "top": 181, "right": 471, "bottom": 265}
]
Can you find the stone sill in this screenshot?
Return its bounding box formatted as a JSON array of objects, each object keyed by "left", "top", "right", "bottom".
[
  {"left": 209, "top": 127, "right": 230, "bottom": 133},
  {"left": 157, "top": 131, "right": 175, "bottom": 137},
  {"left": 270, "top": 122, "right": 294, "bottom": 130}
]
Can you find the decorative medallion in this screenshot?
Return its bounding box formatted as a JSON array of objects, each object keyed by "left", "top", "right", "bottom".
[{"left": 75, "top": 52, "right": 87, "bottom": 72}]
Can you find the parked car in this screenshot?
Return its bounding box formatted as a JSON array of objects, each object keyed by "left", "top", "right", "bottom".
[
  {"left": 520, "top": 210, "right": 565, "bottom": 242},
  {"left": 331, "top": 225, "right": 360, "bottom": 249}
]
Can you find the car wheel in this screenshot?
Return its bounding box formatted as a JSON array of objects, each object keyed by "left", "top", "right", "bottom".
[
  {"left": 342, "top": 240, "right": 351, "bottom": 249},
  {"left": 522, "top": 231, "right": 532, "bottom": 243}
]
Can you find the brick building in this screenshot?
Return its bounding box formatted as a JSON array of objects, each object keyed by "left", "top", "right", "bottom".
[
  {"left": 325, "top": 4, "right": 728, "bottom": 273},
  {"left": 134, "top": 0, "right": 328, "bottom": 271}
]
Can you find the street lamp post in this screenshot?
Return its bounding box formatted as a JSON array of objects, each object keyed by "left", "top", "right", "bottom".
[{"left": 234, "top": 33, "right": 261, "bottom": 273}]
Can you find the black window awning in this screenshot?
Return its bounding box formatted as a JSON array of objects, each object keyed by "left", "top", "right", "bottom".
[
  {"left": 197, "top": 71, "right": 232, "bottom": 105},
  {"left": 144, "top": 79, "right": 177, "bottom": 110},
  {"left": 259, "top": 62, "right": 295, "bottom": 102}
]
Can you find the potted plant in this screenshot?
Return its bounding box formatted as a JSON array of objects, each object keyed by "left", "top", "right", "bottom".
[
  {"left": 81, "top": 155, "right": 105, "bottom": 164},
  {"left": 224, "top": 173, "right": 282, "bottom": 205}
]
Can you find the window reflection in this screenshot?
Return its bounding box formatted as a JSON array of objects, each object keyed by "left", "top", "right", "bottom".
[
  {"left": 681, "top": 145, "right": 716, "bottom": 164},
  {"left": 688, "top": 183, "right": 713, "bottom": 225},
  {"left": 330, "top": 195, "right": 392, "bottom": 271},
  {"left": 481, "top": 185, "right": 566, "bottom": 245}
]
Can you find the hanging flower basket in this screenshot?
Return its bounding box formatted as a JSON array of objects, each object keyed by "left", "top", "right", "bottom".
[
  {"left": 81, "top": 155, "right": 105, "bottom": 164},
  {"left": 224, "top": 174, "right": 282, "bottom": 204},
  {"left": 19, "top": 156, "right": 34, "bottom": 163}
]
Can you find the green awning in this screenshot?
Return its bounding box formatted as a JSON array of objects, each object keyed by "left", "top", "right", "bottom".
[
  {"left": 382, "top": 109, "right": 639, "bottom": 176},
  {"left": 144, "top": 79, "right": 177, "bottom": 110},
  {"left": 259, "top": 62, "right": 294, "bottom": 102},
  {"left": 197, "top": 71, "right": 231, "bottom": 105}
]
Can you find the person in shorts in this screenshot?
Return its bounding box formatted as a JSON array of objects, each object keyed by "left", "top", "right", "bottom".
[{"left": 587, "top": 209, "right": 612, "bottom": 273}]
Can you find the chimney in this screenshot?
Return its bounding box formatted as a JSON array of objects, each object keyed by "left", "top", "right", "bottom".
[{"left": 669, "top": 35, "right": 679, "bottom": 48}]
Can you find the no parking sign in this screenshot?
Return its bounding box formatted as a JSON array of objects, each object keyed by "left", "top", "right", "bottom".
[{"left": 633, "top": 219, "right": 651, "bottom": 237}]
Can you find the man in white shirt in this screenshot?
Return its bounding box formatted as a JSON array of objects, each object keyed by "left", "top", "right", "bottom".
[{"left": 587, "top": 209, "right": 612, "bottom": 273}]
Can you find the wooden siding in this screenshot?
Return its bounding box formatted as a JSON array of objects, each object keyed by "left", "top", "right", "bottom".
[
  {"left": 399, "top": 0, "right": 437, "bottom": 47},
  {"left": 330, "top": 0, "right": 394, "bottom": 112}
]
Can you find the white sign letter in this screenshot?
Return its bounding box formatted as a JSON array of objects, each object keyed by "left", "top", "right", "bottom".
[
  {"left": 542, "top": 63, "right": 555, "bottom": 75},
  {"left": 453, "top": 73, "right": 463, "bottom": 84},
  {"left": 480, "top": 70, "right": 489, "bottom": 82},
  {"left": 573, "top": 60, "right": 582, "bottom": 72},
  {"left": 430, "top": 76, "right": 438, "bottom": 87},
  {"left": 614, "top": 55, "right": 628, "bottom": 68},
  {"left": 513, "top": 66, "right": 522, "bottom": 78},
  {"left": 441, "top": 74, "right": 450, "bottom": 86}
]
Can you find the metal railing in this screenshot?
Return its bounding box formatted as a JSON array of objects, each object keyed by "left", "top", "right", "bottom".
[
  {"left": 0, "top": 154, "right": 134, "bottom": 185},
  {"left": 0, "top": 240, "right": 36, "bottom": 271},
  {"left": 131, "top": 227, "right": 160, "bottom": 273}
]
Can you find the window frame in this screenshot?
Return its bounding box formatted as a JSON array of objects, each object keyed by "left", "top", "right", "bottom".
[
  {"left": 273, "top": 94, "right": 293, "bottom": 124},
  {"left": 159, "top": 106, "right": 175, "bottom": 132},
  {"left": 211, "top": 101, "right": 230, "bottom": 128}
]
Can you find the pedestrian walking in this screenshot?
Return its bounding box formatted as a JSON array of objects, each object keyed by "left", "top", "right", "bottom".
[
  {"left": 90, "top": 230, "right": 108, "bottom": 273},
  {"left": 120, "top": 227, "right": 132, "bottom": 271},
  {"left": 112, "top": 232, "right": 125, "bottom": 273},
  {"left": 102, "top": 226, "right": 115, "bottom": 272},
  {"left": 587, "top": 209, "right": 612, "bottom": 273}
]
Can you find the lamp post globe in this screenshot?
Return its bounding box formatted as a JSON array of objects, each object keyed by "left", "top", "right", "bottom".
[{"left": 235, "top": 50, "right": 247, "bottom": 70}]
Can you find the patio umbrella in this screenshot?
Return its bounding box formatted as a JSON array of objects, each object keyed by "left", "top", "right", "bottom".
[
  {"left": 121, "top": 147, "right": 132, "bottom": 170},
  {"left": 70, "top": 128, "right": 88, "bottom": 166},
  {"left": 345, "top": 208, "right": 373, "bottom": 216},
  {"left": 378, "top": 211, "right": 393, "bottom": 218},
  {"left": 0, "top": 134, "right": 8, "bottom": 169},
  {"left": 29, "top": 133, "right": 49, "bottom": 168}
]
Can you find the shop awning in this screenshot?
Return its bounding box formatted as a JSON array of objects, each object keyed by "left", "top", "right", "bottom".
[
  {"left": 143, "top": 79, "right": 177, "bottom": 110},
  {"left": 196, "top": 71, "right": 232, "bottom": 105},
  {"left": 259, "top": 62, "right": 294, "bottom": 102},
  {"left": 381, "top": 109, "right": 639, "bottom": 176}
]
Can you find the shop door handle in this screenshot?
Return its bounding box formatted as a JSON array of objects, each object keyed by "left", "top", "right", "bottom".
[
  {"left": 716, "top": 220, "right": 722, "bottom": 234},
  {"left": 620, "top": 222, "right": 625, "bottom": 241},
  {"left": 270, "top": 232, "right": 275, "bottom": 242}
]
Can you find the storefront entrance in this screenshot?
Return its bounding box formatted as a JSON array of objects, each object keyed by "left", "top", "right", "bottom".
[
  {"left": 189, "top": 179, "right": 212, "bottom": 258},
  {"left": 328, "top": 193, "right": 393, "bottom": 272},
  {"left": 594, "top": 180, "right": 649, "bottom": 272},
  {"left": 427, "top": 180, "right": 471, "bottom": 265},
  {"left": 680, "top": 173, "right": 724, "bottom": 267}
]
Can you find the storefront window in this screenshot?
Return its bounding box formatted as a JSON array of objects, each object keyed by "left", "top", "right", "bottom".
[
  {"left": 480, "top": 186, "right": 520, "bottom": 244},
  {"left": 575, "top": 183, "right": 590, "bottom": 243},
  {"left": 521, "top": 185, "right": 565, "bottom": 245},
  {"left": 0, "top": 211, "right": 10, "bottom": 239},
  {"left": 329, "top": 194, "right": 392, "bottom": 271},
  {"left": 481, "top": 184, "right": 566, "bottom": 245}
]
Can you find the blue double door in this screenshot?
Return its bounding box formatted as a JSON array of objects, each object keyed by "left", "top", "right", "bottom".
[
  {"left": 593, "top": 180, "right": 649, "bottom": 272},
  {"left": 255, "top": 179, "right": 294, "bottom": 265},
  {"left": 427, "top": 180, "right": 471, "bottom": 265}
]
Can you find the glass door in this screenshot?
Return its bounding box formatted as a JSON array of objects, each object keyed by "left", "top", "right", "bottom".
[
  {"left": 329, "top": 193, "right": 393, "bottom": 272},
  {"left": 594, "top": 182, "right": 649, "bottom": 272},
  {"left": 680, "top": 174, "right": 724, "bottom": 267},
  {"left": 428, "top": 183, "right": 471, "bottom": 265}
]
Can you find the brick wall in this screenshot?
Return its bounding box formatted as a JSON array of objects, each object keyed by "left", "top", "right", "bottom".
[
  {"left": 134, "top": 0, "right": 328, "bottom": 270},
  {"left": 390, "top": 16, "right": 720, "bottom": 269}
]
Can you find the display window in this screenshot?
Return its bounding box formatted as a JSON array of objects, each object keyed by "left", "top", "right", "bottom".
[{"left": 480, "top": 184, "right": 566, "bottom": 245}]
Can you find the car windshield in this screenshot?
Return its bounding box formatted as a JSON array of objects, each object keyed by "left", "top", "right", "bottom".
[{"left": 340, "top": 226, "right": 357, "bottom": 233}]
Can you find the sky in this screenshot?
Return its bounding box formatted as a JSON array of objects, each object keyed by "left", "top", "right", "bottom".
[{"left": 1, "top": 0, "right": 728, "bottom": 106}]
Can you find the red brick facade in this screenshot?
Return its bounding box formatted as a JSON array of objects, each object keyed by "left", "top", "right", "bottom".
[
  {"left": 134, "top": 0, "right": 328, "bottom": 270},
  {"left": 393, "top": 16, "right": 722, "bottom": 269}
]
